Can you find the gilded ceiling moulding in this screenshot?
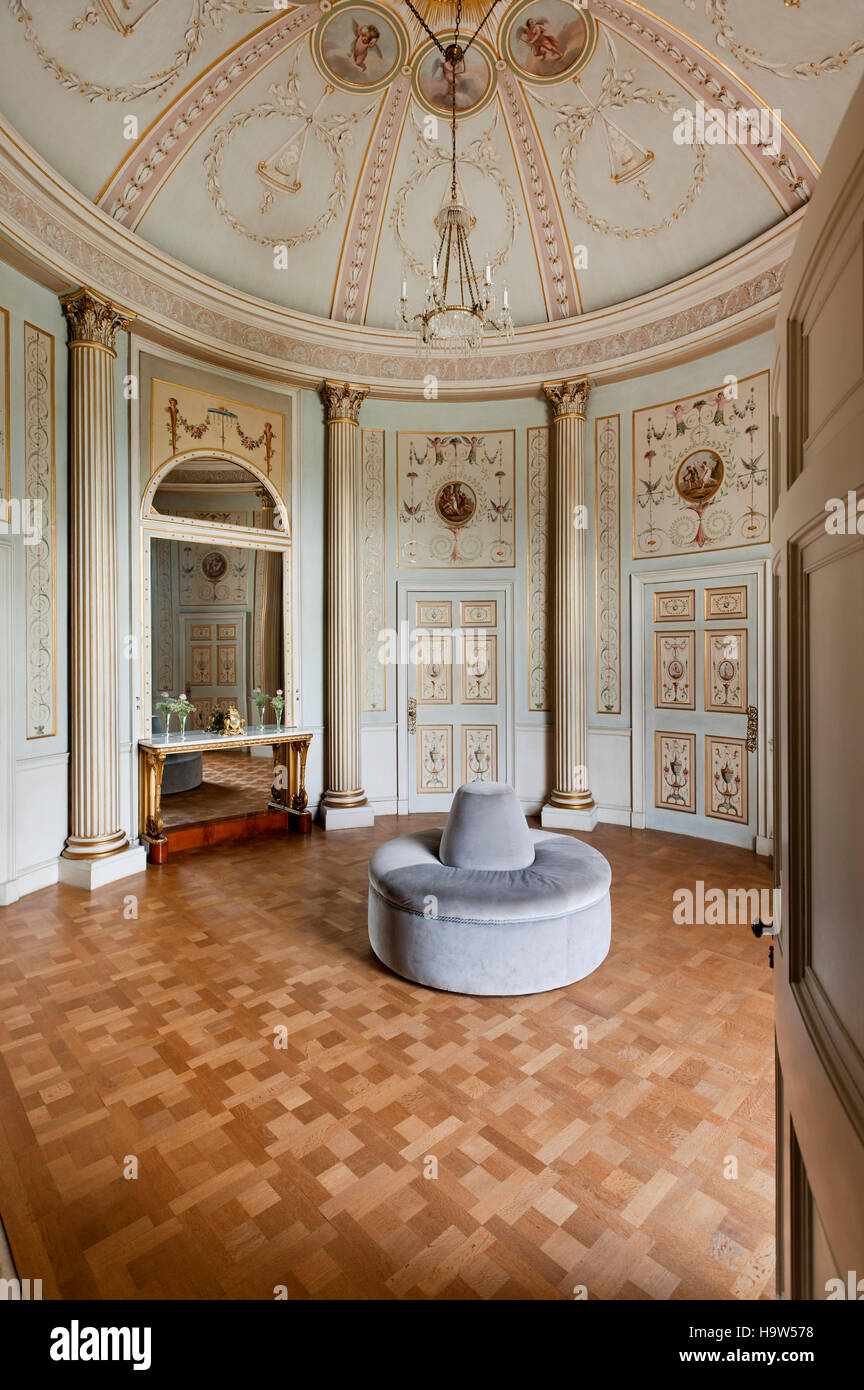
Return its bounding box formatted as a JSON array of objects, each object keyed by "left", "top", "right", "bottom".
[{"left": 0, "top": 118, "right": 797, "bottom": 401}]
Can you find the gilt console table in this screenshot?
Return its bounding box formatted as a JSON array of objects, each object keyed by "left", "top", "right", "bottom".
[{"left": 138, "top": 726, "right": 314, "bottom": 863}]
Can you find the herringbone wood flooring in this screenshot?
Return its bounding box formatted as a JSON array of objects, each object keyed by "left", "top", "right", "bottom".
[{"left": 0, "top": 819, "right": 774, "bottom": 1300}]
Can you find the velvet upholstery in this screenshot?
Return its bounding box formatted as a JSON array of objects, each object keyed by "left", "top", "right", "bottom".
[
  {"left": 439, "top": 781, "right": 535, "bottom": 870},
  {"left": 367, "top": 799, "right": 613, "bottom": 996}
]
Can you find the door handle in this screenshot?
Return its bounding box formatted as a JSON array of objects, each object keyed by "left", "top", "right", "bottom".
[
  {"left": 746, "top": 704, "right": 758, "bottom": 752},
  {"left": 407, "top": 697, "right": 416, "bottom": 736}
]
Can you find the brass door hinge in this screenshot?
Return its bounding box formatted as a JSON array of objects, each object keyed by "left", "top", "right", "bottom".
[
  {"left": 746, "top": 704, "right": 758, "bottom": 752},
  {"left": 407, "top": 696, "right": 417, "bottom": 735}
]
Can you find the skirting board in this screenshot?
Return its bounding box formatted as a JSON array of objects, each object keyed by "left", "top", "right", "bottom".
[{"left": 0, "top": 858, "right": 60, "bottom": 907}]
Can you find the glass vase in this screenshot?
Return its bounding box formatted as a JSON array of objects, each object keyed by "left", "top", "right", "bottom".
[{"left": 179, "top": 713, "right": 188, "bottom": 739}]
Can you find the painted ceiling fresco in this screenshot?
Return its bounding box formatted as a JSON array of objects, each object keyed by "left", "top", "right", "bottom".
[{"left": 0, "top": 1, "right": 861, "bottom": 328}]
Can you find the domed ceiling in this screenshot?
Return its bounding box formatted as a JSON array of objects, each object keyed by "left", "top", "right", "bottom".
[{"left": 0, "top": 1, "right": 861, "bottom": 330}]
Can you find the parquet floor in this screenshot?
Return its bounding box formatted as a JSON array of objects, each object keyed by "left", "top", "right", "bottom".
[
  {"left": 0, "top": 818, "right": 775, "bottom": 1300},
  {"left": 162, "top": 751, "right": 273, "bottom": 828}
]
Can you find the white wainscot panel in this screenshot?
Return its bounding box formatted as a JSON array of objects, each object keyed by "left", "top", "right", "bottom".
[
  {"left": 6, "top": 754, "right": 69, "bottom": 903},
  {"left": 588, "top": 728, "right": 632, "bottom": 825},
  {"left": 515, "top": 723, "right": 552, "bottom": 814},
  {"left": 362, "top": 725, "right": 397, "bottom": 815}
]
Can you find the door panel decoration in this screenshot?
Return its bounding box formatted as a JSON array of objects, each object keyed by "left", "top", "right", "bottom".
[
  {"left": 705, "top": 629, "right": 747, "bottom": 713},
  {"left": 706, "top": 735, "right": 748, "bottom": 823},
  {"left": 190, "top": 623, "right": 212, "bottom": 641},
  {"left": 418, "top": 636, "right": 452, "bottom": 705},
  {"left": 705, "top": 584, "right": 748, "bottom": 619},
  {"left": 397, "top": 430, "right": 515, "bottom": 568},
  {"left": 595, "top": 414, "right": 621, "bottom": 713},
  {"left": 460, "top": 599, "right": 496, "bottom": 627},
  {"left": 654, "top": 589, "right": 694, "bottom": 622},
  {"left": 527, "top": 425, "right": 551, "bottom": 711},
  {"left": 462, "top": 725, "right": 498, "bottom": 784},
  {"left": 216, "top": 623, "right": 237, "bottom": 640},
  {"left": 190, "top": 645, "right": 212, "bottom": 687},
  {"left": 217, "top": 644, "right": 237, "bottom": 687},
  {"left": 462, "top": 635, "right": 497, "bottom": 704},
  {"left": 191, "top": 697, "right": 213, "bottom": 731},
  {"left": 633, "top": 371, "right": 770, "bottom": 557},
  {"left": 23, "top": 321, "right": 56, "bottom": 739},
  {"left": 361, "top": 428, "right": 386, "bottom": 711},
  {"left": 418, "top": 725, "right": 452, "bottom": 794},
  {"left": 655, "top": 631, "right": 695, "bottom": 709},
  {"left": 655, "top": 732, "right": 696, "bottom": 814},
  {"left": 416, "top": 599, "right": 451, "bottom": 627}
]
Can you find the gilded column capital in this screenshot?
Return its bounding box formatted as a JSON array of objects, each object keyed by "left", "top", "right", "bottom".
[
  {"left": 543, "top": 378, "right": 591, "bottom": 420},
  {"left": 60, "top": 288, "right": 135, "bottom": 352},
  {"left": 320, "top": 380, "right": 368, "bottom": 424}
]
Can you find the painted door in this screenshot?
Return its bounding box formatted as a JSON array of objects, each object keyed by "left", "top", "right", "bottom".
[
  {"left": 406, "top": 591, "right": 507, "bottom": 812},
  {"left": 774, "top": 83, "right": 864, "bottom": 1299},
  {"left": 180, "top": 613, "right": 246, "bottom": 730},
  {"left": 645, "top": 573, "right": 758, "bottom": 847}
]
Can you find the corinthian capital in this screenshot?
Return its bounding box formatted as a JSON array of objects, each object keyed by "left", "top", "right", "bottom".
[
  {"left": 60, "top": 288, "right": 135, "bottom": 351},
  {"left": 543, "top": 378, "right": 591, "bottom": 419},
  {"left": 320, "top": 380, "right": 368, "bottom": 423}
]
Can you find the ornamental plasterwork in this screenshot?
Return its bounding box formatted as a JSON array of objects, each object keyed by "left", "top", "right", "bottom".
[
  {"left": 361, "top": 429, "right": 386, "bottom": 712},
  {"left": 531, "top": 31, "right": 708, "bottom": 239},
  {"left": 594, "top": 414, "right": 620, "bottom": 716},
  {"left": 526, "top": 425, "right": 550, "bottom": 712},
  {"left": 633, "top": 370, "right": 770, "bottom": 557},
  {"left": 390, "top": 109, "right": 519, "bottom": 283},
  {"left": 594, "top": 1, "right": 813, "bottom": 202},
  {"left": 203, "top": 62, "right": 377, "bottom": 251},
  {"left": 23, "top": 323, "right": 55, "bottom": 739},
  {"left": 685, "top": 0, "right": 864, "bottom": 81},
  {"left": 9, "top": 0, "right": 277, "bottom": 102}
]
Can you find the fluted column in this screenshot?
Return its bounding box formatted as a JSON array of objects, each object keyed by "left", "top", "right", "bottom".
[
  {"left": 319, "top": 381, "right": 374, "bottom": 828},
  {"left": 541, "top": 378, "right": 598, "bottom": 831},
  {"left": 60, "top": 289, "right": 145, "bottom": 883}
]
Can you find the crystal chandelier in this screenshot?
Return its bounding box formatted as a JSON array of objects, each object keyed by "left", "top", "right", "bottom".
[{"left": 396, "top": 1, "right": 514, "bottom": 353}]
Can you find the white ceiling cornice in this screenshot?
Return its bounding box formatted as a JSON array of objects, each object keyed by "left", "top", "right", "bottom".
[{"left": 0, "top": 114, "right": 797, "bottom": 399}]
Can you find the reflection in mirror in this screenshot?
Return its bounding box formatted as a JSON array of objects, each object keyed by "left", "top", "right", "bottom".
[
  {"left": 150, "top": 538, "right": 284, "bottom": 732},
  {"left": 151, "top": 458, "right": 284, "bottom": 532}
]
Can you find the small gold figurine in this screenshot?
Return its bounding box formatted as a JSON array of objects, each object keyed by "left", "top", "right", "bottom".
[{"left": 223, "top": 704, "right": 245, "bottom": 735}]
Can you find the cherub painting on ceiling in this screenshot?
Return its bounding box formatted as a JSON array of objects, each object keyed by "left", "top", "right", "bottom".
[
  {"left": 504, "top": 0, "right": 595, "bottom": 82},
  {"left": 317, "top": 6, "right": 402, "bottom": 89}
]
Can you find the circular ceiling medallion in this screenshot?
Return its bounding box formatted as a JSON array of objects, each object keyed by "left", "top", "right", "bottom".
[
  {"left": 313, "top": 3, "right": 408, "bottom": 93},
  {"left": 499, "top": 0, "right": 598, "bottom": 85},
  {"left": 435, "top": 480, "right": 477, "bottom": 528},
  {"left": 411, "top": 34, "right": 497, "bottom": 119},
  {"left": 675, "top": 449, "right": 725, "bottom": 504}
]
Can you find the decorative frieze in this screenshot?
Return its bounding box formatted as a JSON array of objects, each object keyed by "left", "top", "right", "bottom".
[{"left": 594, "top": 413, "right": 620, "bottom": 714}]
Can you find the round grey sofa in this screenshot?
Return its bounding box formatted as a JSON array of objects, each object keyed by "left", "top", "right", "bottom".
[{"left": 368, "top": 782, "right": 612, "bottom": 996}]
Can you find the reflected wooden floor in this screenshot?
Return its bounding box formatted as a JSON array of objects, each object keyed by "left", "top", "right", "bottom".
[
  {"left": 162, "top": 751, "right": 273, "bottom": 828},
  {"left": 0, "top": 818, "right": 774, "bottom": 1300}
]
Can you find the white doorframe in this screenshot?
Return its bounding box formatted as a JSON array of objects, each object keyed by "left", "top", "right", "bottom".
[
  {"left": 397, "top": 579, "right": 516, "bottom": 815},
  {"left": 630, "top": 558, "right": 772, "bottom": 854}
]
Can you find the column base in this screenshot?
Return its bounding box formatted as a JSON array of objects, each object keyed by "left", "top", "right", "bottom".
[
  {"left": 58, "top": 845, "right": 148, "bottom": 891},
  {"left": 541, "top": 802, "right": 599, "bottom": 832},
  {"left": 320, "top": 803, "right": 375, "bottom": 830}
]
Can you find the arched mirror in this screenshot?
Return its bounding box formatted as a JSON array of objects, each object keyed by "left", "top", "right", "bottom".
[{"left": 143, "top": 454, "right": 292, "bottom": 738}]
